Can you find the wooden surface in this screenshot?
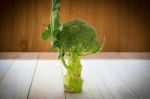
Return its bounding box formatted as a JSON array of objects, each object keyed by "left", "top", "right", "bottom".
[
  {"left": 0, "top": 0, "right": 150, "bottom": 52},
  {"left": 0, "top": 52, "right": 150, "bottom": 99}
]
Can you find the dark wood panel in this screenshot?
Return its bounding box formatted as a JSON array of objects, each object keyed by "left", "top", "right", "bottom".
[
  {"left": 0, "top": 0, "right": 149, "bottom": 52},
  {"left": 128, "top": 0, "right": 150, "bottom": 51}
]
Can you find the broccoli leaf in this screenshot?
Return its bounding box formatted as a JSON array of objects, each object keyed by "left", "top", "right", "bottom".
[
  {"left": 51, "top": 0, "right": 61, "bottom": 32},
  {"left": 52, "top": 0, "right": 60, "bottom": 11},
  {"left": 47, "top": 24, "right": 51, "bottom": 29},
  {"left": 42, "top": 29, "right": 51, "bottom": 40},
  {"left": 52, "top": 40, "right": 60, "bottom": 48}
]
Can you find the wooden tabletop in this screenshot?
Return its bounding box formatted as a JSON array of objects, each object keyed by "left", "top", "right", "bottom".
[{"left": 0, "top": 52, "right": 150, "bottom": 99}]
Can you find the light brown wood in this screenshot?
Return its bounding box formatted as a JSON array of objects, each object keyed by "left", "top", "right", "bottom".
[
  {"left": 0, "top": 0, "right": 150, "bottom": 52},
  {"left": 0, "top": 53, "right": 39, "bottom": 99}
]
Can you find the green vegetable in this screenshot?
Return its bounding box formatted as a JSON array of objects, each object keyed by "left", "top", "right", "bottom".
[{"left": 42, "top": 0, "right": 105, "bottom": 93}]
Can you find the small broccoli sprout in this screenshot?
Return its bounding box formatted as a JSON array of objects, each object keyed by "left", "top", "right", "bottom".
[{"left": 42, "top": 0, "right": 104, "bottom": 93}]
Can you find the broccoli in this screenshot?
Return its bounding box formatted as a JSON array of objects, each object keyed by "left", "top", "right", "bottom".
[{"left": 42, "top": 0, "right": 105, "bottom": 93}]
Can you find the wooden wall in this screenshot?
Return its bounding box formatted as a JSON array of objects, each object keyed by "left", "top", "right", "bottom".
[{"left": 0, "top": 0, "right": 150, "bottom": 52}]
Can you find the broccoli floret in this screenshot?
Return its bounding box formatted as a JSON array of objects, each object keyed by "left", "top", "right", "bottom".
[{"left": 58, "top": 19, "right": 100, "bottom": 55}]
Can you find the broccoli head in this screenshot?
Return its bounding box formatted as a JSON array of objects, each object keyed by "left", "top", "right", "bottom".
[{"left": 57, "top": 19, "right": 100, "bottom": 55}]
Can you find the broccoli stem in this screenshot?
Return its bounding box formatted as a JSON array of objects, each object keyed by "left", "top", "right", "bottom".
[
  {"left": 64, "top": 53, "right": 83, "bottom": 93},
  {"left": 60, "top": 56, "right": 68, "bottom": 69}
]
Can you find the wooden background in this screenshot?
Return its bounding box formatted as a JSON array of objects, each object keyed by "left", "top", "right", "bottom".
[{"left": 0, "top": 0, "right": 149, "bottom": 52}]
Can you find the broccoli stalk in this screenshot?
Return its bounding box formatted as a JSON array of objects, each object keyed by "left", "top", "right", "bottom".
[
  {"left": 42, "top": 0, "right": 104, "bottom": 93},
  {"left": 64, "top": 52, "right": 83, "bottom": 92}
]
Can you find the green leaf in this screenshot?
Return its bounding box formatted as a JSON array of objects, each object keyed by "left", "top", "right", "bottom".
[
  {"left": 52, "top": 40, "right": 59, "bottom": 48},
  {"left": 52, "top": 0, "right": 60, "bottom": 11},
  {"left": 53, "top": 29, "right": 60, "bottom": 39},
  {"left": 59, "top": 24, "right": 63, "bottom": 31},
  {"left": 51, "top": 0, "right": 61, "bottom": 31},
  {"left": 52, "top": 10, "right": 61, "bottom": 30},
  {"left": 42, "top": 29, "right": 51, "bottom": 40},
  {"left": 47, "top": 24, "right": 51, "bottom": 29}
]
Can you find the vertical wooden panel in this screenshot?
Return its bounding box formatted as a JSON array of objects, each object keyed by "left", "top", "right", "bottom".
[
  {"left": 19, "top": 0, "right": 34, "bottom": 51},
  {"left": 128, "top": 0, "right": 150, "bottom": 51},
  {"left": 118, "top": 0, "right": 129, "bottom": 51},
  {"left": 0, "top": 0, "right": 149, "bottom": 52},
  {"left": 32, "top": 0, "right": 51, "bottom": 51}
]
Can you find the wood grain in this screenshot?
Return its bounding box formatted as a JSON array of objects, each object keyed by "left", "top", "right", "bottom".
[
  {"left": 106, "top": 59, "right": 150, "bottom": 99},
  {"left": 0, "top": 52, "right": 18, "bottom": 80},
  {"left": 0, "top": 53, "right": 39, "bottom": 99},
  {"left": 0, "top": 0, "right": 150, "bottom": 52},
  {"left": 83, "top": 60, "right": 139, "bottom": 99},
  {"left": 0, "top": 52, "right": 150, "bottom": 99},
  {"left": 28, "top": 53, "right": 65, "bottom": 99}
]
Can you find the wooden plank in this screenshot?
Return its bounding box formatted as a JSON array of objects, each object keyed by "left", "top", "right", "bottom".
[
  {"left": 0, "top": 52, "right": 18, "bottom": 80},
  {"left": 32, "top": 0, "right": 51, "bottom": 51},
  {"left": 0, "top": 52, "right": 39, "bottom": 99},
  {"left": 81, "top": 60, "right": 116, "bottom": 99},
  {"left": 119, "top": 52, "right": 150, "bottom": 59},
  {"left": 36, "top": 52, "right": 59, "bottom": 59},
  {"left": 28, "top": 53, "right": 65, "bottom": 99},
  {"left": 83, "top": 59, "right": 139, "bottom": 99},
  {"left": 0, "top": 0, "right": 150, "bottom": 52},
  {"left": 128, "top": 0, "right": 150, "bottom": 52},
  {"left": 84, "top": 52, "right": 122, "bottom": 59},
  {"left": 0, "top": 52, "right": 6, "bottom": 58},
  {"left": 107, "top": 59, "right": 150, "bottom": 99}
]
